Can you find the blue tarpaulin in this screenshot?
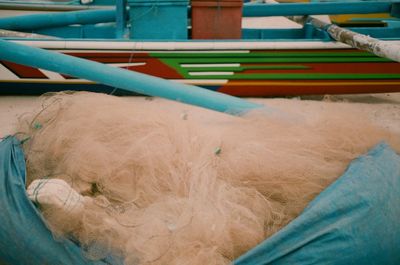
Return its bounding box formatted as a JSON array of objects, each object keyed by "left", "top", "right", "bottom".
[
  {"left": 0, "top": 136, "right": 120, "bottom": 265},
  {"left": 235, "top": 141, "right": 400, "bottom": 265},
  {"left": 1, "top": 136, "right": 399, "bottom": 265}
]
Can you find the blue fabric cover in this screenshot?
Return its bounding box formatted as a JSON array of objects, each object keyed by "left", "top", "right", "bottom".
[
  {"left": 235, "top": 141, "right": 400, "bottom": 265},
  {"left": 0, "top": 136, "right": 120, "bottom": 265},
  {"left": 1, "top": 136, "right": 399, "bottom": 265}
]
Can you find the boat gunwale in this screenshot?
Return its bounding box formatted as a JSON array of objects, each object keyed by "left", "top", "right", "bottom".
[{"left": 5, "top": 39, "right": 368, "bottom": 50}]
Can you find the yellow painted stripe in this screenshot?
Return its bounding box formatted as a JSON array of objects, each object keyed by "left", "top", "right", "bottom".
[{"left": 330, "top": 13, "right": 391, "bottom": 23}]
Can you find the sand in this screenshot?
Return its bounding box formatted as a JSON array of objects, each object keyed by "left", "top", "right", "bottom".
[{"left": 1, "top": 93, "right": 400, "bottom": 138}]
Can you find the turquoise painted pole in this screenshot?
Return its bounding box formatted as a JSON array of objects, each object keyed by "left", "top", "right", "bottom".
[
  {"left": 0, "top": 9, "right": 115, "bottom": 31},
  {"left": 242, "top": 1, "right": 396, "bottom": 17},
  {"left": 115, "top": 0, "right": 127, "bottom": 39},
  {"left": 0, "top": 39, "right": 262, "bottom": 115}
]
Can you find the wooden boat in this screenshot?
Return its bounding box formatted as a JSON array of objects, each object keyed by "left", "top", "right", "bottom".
[
  {"left": 1, "top": 3, "right": 400, "bottom": 264},
  {"left": 1, "top": 0, "right": 400, "bottom": 97}
]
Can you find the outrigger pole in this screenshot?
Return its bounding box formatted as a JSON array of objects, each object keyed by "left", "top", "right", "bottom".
[
  {"left": 243, "top": 1, "right": 400, "bottom": 63},
  {"left": 0, "top": 9, "right": 115, "bottom": 31},
  {"left": 310, "top": 17, "right": 400, "bottom": 63},
  {"left": 0, "top": 29, "right": 58, "bottom": 39},
  {"left": 0, "top": 39, "right": 262, "bottom": 115}
]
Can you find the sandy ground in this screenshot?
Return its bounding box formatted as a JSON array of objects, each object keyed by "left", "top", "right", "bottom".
[{"left": 1, "top": 92, "right": 400, "bottom": 138}]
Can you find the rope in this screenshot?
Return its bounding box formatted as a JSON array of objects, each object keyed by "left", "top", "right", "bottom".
[{"left": 130, "top": 1, "right": 159, "bottom": 21}]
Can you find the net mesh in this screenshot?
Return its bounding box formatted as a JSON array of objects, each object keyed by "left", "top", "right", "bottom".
[{"left": 17, "top": 92, "right": 400, "bottom": 265}]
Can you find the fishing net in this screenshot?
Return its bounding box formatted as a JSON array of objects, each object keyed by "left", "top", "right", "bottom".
[{"left": 17, "top": 92, "right": 400, "bottom": 265}]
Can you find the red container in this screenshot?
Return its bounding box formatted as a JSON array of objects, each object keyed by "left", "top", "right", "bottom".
[{"left": 191, "top": 0, "right": 243, "bottom": 39}]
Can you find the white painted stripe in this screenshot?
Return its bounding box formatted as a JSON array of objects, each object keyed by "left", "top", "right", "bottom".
[
  {"left": 39, "top": 69, "right": 65, "bottom": 80},
  {"left": 0, "top": 63, "right": 18, "bottom": 80},
  {"left": 171, "top": 79, "right": 228, "bottom": 85},
  {"left": 53, "top": 50, "right": 249, "bottom": 54},
  {"left": 189, "top": 72, "right": 235, "bottom": 76},
  {"left": 181, "top": 63, "right": 240, "bottom": 68},
  {"left": 108, "top": 62, "right": 146, "bottom": 67},
  {"left": 17, "top": 40, "right": 400, "bottom": 51},
  {"left": 36, "top": 63, "right": 145, "bottom": 81}
]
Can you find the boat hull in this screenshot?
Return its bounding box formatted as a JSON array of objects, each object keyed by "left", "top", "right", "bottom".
[{"left": 2, "top": 40, "right": 400, "bottom": 96}]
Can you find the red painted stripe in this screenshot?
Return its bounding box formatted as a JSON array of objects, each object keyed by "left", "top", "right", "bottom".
[
  {"left": 219, "top": 80, "right": 400, "bottom": 97},
  {"left": 82, "top": 57, "right": 146, "bottom": 63},
  {"left": 1, "top": 61, "right": 47, "bottom": 79},
  {"left": 62, "top": 58, "right": 182, "bottom": 79},
  {"left": 62, "top": 52, "right": 182, "bottom": 79},
  {"left": 122, "top": 58, "right": 183, "bottom": 78},
  {"left": 65, "top": 52, "right": 150, "bottom": 58},
  {"left": 242, "top": 62, "right": 400, "bottom": 74}
]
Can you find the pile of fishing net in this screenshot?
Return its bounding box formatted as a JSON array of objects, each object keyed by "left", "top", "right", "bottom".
[{"left": 18, "top": 92, "right": 400, "bottom": 265}]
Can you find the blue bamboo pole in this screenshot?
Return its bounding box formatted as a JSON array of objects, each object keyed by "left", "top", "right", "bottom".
[
  {"left": 243, "top": 1, "right": 397, "bottom": 17},
  {"left": 0, "top": 39, "right": 262, "bottom": 115},
  {"left": 0, "top": 9, "right": 116, "bottom": 31}
]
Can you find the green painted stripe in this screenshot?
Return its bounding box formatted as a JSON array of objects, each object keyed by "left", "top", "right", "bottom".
[
  {"left": 150, "top": 51, "right": 378, "bottom": 58},
  {"left": 177, "top": 57, "right": 388, "bottom": 63},
  {"left": 157, "top": 54, "right": 395, "bottom": 79},
  {"left": 184, "top": 65, "right": 310, "bottom": 72},
  {"left": 186, "top": 73, "right": 400, "bottom": 80}
]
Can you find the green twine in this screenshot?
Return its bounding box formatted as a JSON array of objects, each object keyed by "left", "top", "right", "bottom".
[
  {"left": 20, "top": 137, "right": 31, "bottom": 144},
  {"left": 214, "top": 147, "right": 222, "bottom": 155},
  {"left": 33, "top": 122, "right": 42, "bottom": 130},
  {"left": 31, "top": 176, "right": 50, "bottom": 208}
]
